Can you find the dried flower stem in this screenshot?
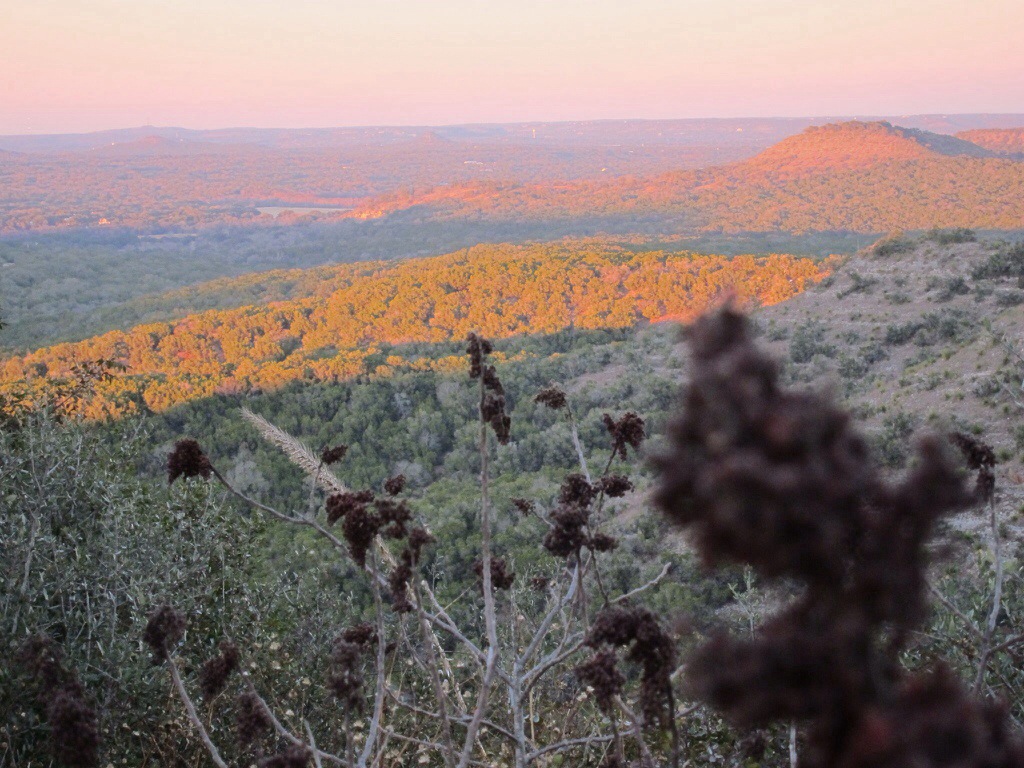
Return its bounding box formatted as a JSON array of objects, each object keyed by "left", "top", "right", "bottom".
[
  {"left": 456, "top": 374, "right": 501, "bottom": 768},
  {"left": 413, "top": 579, "right": 457, "bottom": 768},
  {"left": 360, "top": 554, "right": 389, "bottom": 768},
  {"left": 246, "top": 684, "right": 348, "bottom": 766},
  {"left": 975, "top": 495, "right": 1007, "bottom": 694},
  {"left": 165, "top": 653, "right": 228, "bottom": 768}
]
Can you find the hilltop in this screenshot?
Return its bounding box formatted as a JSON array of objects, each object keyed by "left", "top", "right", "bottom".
[{"left": 737, "top": 120, "right": 994, "bottom": 176}]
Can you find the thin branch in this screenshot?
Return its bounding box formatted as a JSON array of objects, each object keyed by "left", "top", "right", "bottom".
[
  {"left": 359, "top": 554, "right": 389, "bottom": 768},
  {"left": 928, "top": 581, "right": 985, "bottom": 639},
  {"left": 247, "top": 684, "right": 348, "bottom": 767},
  {"left": 975, "top": 497, "right": 1006, "bottom": 694},
  {"left": 412, "top": 580, "right": 457, "bottom": 768},
  {"left": 565, "top": 404, "right": 592, "bottom": 484},
  {"left": 612, "top": 562, "right": 672, "bottom": 605},
  {"left": 526, "top": 733, "right": 615, "bottom": 762},
  {"left": 305, "top": 721, "right": 324, "bottom": 768},
  {"left": 165, "top": 654, "right": 228, "bottom": 768},
  {"left": 615, "top": 697, "right": 657, "bottom": 768},
  {"left": 456, "top": 372, "right": 502, "bottom": 768}
]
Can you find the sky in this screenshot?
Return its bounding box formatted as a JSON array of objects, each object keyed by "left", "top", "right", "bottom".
[{"left": 1, "top": 0, "right": 1023, "bottom": 135}]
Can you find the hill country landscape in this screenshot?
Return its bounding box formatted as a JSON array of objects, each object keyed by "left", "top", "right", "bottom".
[{"left": 5, "top": 1, "right": 1024, "bottom": 766}]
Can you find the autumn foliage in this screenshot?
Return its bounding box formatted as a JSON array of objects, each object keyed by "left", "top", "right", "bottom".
[{"left": 0, "top": 242, "right": 829, "bottom": 415}]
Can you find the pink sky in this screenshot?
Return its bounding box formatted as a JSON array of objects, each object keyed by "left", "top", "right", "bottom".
[{"left": 2, "top": 0, "right": 1023, "bottom": 134}]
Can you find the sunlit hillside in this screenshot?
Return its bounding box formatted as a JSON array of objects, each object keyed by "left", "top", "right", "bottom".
[
  {"left": 0, "top": 241, "right": 830, "bottom": 414},
  {"left": 348, "top": 121, "right": 1024, "bottom": 232}
]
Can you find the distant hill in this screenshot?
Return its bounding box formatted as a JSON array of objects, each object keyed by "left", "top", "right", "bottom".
[
  {"left": 956, "top": 128, "right": 1024, "bottom": 157},
  {"left": 0, "top": 241, "right": 829, "bottom": 415},
  {"left": 348, "top": 121, "right": 1024, "bottom": 233},
  {"left": 740, "top": 121, "right": 994, "bottom": 176}
]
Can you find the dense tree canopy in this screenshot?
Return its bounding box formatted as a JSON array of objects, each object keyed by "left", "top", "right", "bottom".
[{"left": 0, "top": 242, "right": 829, "bottom": 415}]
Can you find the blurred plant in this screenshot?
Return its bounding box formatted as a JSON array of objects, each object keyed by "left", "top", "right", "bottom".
[{"left": 654, "top": 306, "right": 1024, "bottom": 767}]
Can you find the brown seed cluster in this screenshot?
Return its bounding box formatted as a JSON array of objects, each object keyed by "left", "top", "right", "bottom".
[
  {"left": 598, "top": 475, "right": 634, "bottom": 498},
  {"left": 19, "top": 636, "right": 99, "bottom": 768},
  {"left": 588, "top": 532, "right": 619, "bottom": 553},
  {"left": 950, "top": 431, "right": 997, "bottom": 503},
  {"left": 236, "top": 690, "right": 273, "bottom": 749},
  {"left": 167, "top": 438, "right": 212, "bottom": 484},
  {"left": 327, "top": 623, "right": 377, "bottom": 711},
  {"left": 388, "top": 526, "right": 436, "bottom": 612},
  {"left": 473, "top": 556, "right": 516, "bottom": 591},
  {"left": 543, "top": 473, "right": 620, "bottom": 558},
  {"left": 198, "top": 640, "right": 240, "bottom": 700},
  {"left": 326, "top": 482, "right": 433, "bottom": 609},
  {"left": 534, "top": 385, "right": 568, "bottom": 410},
  {"left": 383, "top": 473, "right": 406, "bottom": 496},
  {"left": 575, "top": 648, "right": 624, "bottom": 713},
  {"left": 530, "top": 576, "right": 550, "bottom": 591},
  {"left": 325, "top": 489, "right": 415, "bottom": 568},
  {"left": 481, "top": 391, "right": 511, "bottom": 445},
  {"left": 466, "top": 332, "right": 493, "bottom": 380},
  {"left": 142, "top": 604, "right": 187, "bottom": 663},
  {"left": 586, "top": 606, "right": 676, "bottom": 728},
  {"left": 511, "top": 497, "right": 536, "bottom": 516},
  {"left": 468, "top": 333, "right": 511, "bottom": 444},
  {"left": 320, "top": 444, "right": 348, "bottom": 465},
  {"left": 259, "top": 745, "right": 312, "bottom": 768},
  {"left": 325, "top": 489, "right": 374, "bottom": 526},
  {"left": 543, "top": 504, "right": 590, "bottom": 558},
  {"left": 836, "top": 669, "right": 1024, "bottom": 768},
  {"left": 603, "top": 412, "right": 646, "bottom": 460},
  {"left": 654, "top": 306, "right": 1020, "bottom": 767}
]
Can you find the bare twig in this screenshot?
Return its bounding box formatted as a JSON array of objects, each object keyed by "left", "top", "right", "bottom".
[
  {"left": 928, "top": 581, "right": 985, "bottom": 640},
  {"left": 165, "top": 654, "right": 228, "bottom": 768},
  {"left": 455, "top": 374, "right": 502, "bottom": 768},
  {"left": 360, "top": 554, "right": 389, "bottom": 768},
  {"left": 526, "top": 732, "right": 615, "bottom": 762},
  {"left": 247, "top": 685, "right": 347, "bottom": 766},
  {"left": 975, "top": 497, "right": 1006, "bottom": 694},
  {"left": 615, "top": 697, "right": 657, "bottom": 768}
]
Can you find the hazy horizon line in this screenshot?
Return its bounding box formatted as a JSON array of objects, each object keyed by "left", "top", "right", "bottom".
[{"left": 6, "top": 112, "right": 1024, "bottom": 139}]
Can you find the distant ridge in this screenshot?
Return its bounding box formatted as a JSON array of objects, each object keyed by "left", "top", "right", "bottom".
[
  {"left": 86, "top": 135, "right": 225, "bottom": 157},
  {"left": 740, "top": 120, "right": 994, "bottom": 176},
  {"left": 956, "top": 128, "right": 1024, "bottom": 157},
  {"left": 4, "top": 114, "right": 1024, "bottom": 153},
  {"left": 346, "top": 119, "right": 1024, "bottom": 232}
]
